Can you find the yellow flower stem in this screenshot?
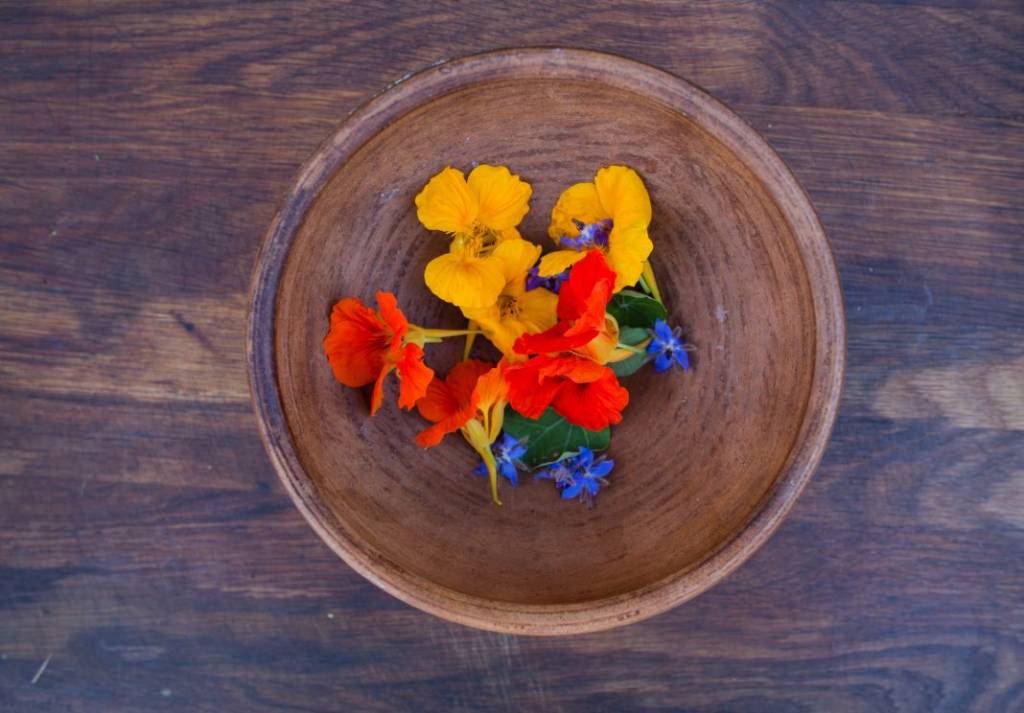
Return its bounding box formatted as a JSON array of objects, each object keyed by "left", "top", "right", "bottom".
[
  {"left": 409, "top": 325, "right": 480, "bottom": 344},
  {"left": 641, "top": 261, "right": 663, "bottom": 304},
  {"left": 616, "top": 342, "right": 647, "bottom": 355},
  {"left": 462, "top": 319, "right": 478, "bottom": 360},
  {"left": 417, "top": 327, "right": 479, "bottom": 338},
  {"left": 462, "top": 419, "right": 501, "bottom": 506}
]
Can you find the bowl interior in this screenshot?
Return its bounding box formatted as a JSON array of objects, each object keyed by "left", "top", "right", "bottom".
[{"left": 274, "top": 75, "right": 816, "bottom": 607}]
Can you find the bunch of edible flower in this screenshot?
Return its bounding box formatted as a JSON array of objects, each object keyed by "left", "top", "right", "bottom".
[{"left": 323, "top": 164, "right": 692, "bottom": 506}]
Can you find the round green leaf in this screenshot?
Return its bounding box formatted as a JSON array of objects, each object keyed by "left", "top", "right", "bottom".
[
  {"left": 502, "top": 406, "right": 610, "bottom": 468},
  {"left": 608, "top": 290, "right": 667, "bottom": 329}
]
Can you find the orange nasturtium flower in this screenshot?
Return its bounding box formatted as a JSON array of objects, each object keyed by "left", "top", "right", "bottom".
[
  {"left": 415, "top": 359, "right": 509, "bottom": 505},
  {"left": 537, "top": 165, "right": 656, "bottom": 294},
  {"left": 461, "top": 239, "right": 558, "bottom": 358},
  {"left": 415, "top": 165, "right": 533, "bottom": 309},
  {"left": 323, "top": 291, "right": 470, "bottom": 415}
]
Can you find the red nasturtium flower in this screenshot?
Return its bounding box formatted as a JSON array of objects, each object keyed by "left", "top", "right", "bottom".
[
  {"left": 416, "top": 359, "right": 510, "bottom": 504},
  {"left": 323, "top": 291, "right": 434, "bottom": 415},
  {"left": 505, "top": 250, "right": 630, "bottom": 430},
  {"left": 505, "top": 353, "right": 629, "bottom": 431},
  {"left": 513, "top": 249, "right": 626, "bottom": 364}
]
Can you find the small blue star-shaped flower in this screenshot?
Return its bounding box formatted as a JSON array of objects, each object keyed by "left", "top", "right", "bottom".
[
  {"left": 560, "top": 218, "right": 612, "bottom": 250},
  {"left": 525, "top": 266, "right": 569, "bottom": 293},
  {"left": 535, "top": 447, "right": 614, "bottom": 506},
  {"left": 647, "top": 318, "right": 690, "bottom": 373},
  {"left": 473, "top": 433, "right": 528, "bottom": 486}
]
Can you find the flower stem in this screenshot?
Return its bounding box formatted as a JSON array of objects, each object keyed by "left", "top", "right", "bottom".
[
  {"left": 462, "top": 420, "right": 501, "bottom": 506},
  {"left": 641, "top": 261, "right": 663, "bottom": 304},
  {"left": 410, "top": 325, "right": 481, "bottom": 344},
  {"left": 419, "top": 328, "right": 480, "bottom": 338},
  {"left": 462, "top": 319, "right": 478, "bottom": 360},
  {"left": 615, "top": 342, "right": 647, "bottom": 354}
]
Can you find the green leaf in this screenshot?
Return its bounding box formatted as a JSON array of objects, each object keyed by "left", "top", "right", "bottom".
[
  {"left": 618, "top": 326, "right": 650, "bottom": 345},
  {"left": 609, "top": 351, "right": 649, "bottom": 377},
  {"left": 608, "top": 326, "right": 652, "bottom": 377},
  {"left": 608, "top": 289, "right": 667, "bottom": 329},
  {"left": 502, "top": 406, "right": 610, "bottom": 468}
]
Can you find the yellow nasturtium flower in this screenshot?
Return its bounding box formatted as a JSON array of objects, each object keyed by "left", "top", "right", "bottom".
[
  {"left": 538, "top": 165, "right": 653, "bottom": 292},
  {"left": 416, "top": 165, "right": 532, "bottom": 309},
  {"left": 461, "top": 239, "right": 558, "bottom": 358}
]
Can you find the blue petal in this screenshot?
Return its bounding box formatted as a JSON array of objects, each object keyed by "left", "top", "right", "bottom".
[
  {"left": 675, "top": 348, "right": 691, "bottom": 370},
  {"left": 589, "top": 459, "right": 614, "bottom": 477},
  {"left": 585, "top": 479, "right": 600, "bottom": 495},
  {"left": 654, "top": 351, "right": 673, "bottom": 372},
  {"left": 646, "top": 338, "right": 661, "bottom": 355},
  {"left": 653, "top": 319, "right": 673, "bottom": 342},
  {"left": 561, "top": 481, "right": 583, "bottom": 499},
  {"left": 576, "top": 447, "right": 594, "bottom": 467},
  {"left": 473, "top": 462, "right": 487, "bottom": 477},
  {"left": 499, "top": 462, "right": 518, "bottom": 485}
]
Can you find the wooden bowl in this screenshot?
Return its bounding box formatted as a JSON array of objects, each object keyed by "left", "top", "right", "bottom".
[{"left": 248, "top": 49, "right": 845, "bottom": 635}]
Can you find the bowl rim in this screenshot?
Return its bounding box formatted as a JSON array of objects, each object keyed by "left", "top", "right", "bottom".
[{"left": 247, "top": 47, "right": 846, "bottom": 636}]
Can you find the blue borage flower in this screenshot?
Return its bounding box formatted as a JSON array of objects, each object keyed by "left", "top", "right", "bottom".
[
  {"left": 646, "top": 318, "right": 690, "bottom": 372},
  {"left": 560, "top": 218, "right": 612, "bottom": 250},
  {"left": 525, "top": 266, "right": 569, "bottom": 293},
  {"left": 473, "top": 433, "right": 527, "bottom": 486},
  {"left": 534, "top": 447, "right": 614, "bottom": 506}
]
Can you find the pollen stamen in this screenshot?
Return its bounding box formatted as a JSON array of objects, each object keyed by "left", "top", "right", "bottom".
[{"left": 498, "top": 294, "right": 522, "bottom": 319}]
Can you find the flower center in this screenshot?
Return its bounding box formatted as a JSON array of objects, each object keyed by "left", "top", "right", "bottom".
[
  {"left": 498, "top": 294, "right": 522, "bottom": 319},
  {"left": 453, "top": 223, "right": 499, "bottom": 258},
  {"left": 560, "top": 219, "right": 612, "bottom": 251}
]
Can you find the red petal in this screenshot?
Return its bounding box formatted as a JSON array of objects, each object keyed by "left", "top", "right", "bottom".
[
  {"left": 443, "top": 359, "right": 493, "bottom": 405},
  {"left": 551, "top": 367, "right": 629, "bottom": 430},
  {"left": 536, "top": 353, "right": 608, "bottom": 383},
  {"left": 415, "top": 403, "right": 476, "bottom": 448},
  {"left": 323, "top": 297, "right": 388, "bottom": 387},
  {"left": 375, "top": 291, "right": 408, "bottom": 335},
  {"left": 514, "top": 251, "right": 615, "bottom": 357},
  {"left": 505, "top": 356, "right": 563, "bottom": 418},
  {"left": 556, "top": 250, "right": 616, "bottom": 326},
  {"left": 369, "top": 364, "right": 393, "bottom": 416},
  {"left": 396, "top": 344, "right": 434, "bottom": 409},
  {"left": 513, "top": 322, "right": 597, "bottom": 356},
  {"left": 416, "top": 359, "right": 491, "bottom": 422}
]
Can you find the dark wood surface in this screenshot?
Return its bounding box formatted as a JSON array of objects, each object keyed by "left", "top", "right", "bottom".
[{"left": 1, "top": 1, "right": 1021, "bottom": 710}]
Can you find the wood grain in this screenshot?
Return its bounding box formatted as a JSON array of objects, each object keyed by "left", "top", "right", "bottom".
[{"left": 1, "top": 0, "right": 1022, "bottom": 709}]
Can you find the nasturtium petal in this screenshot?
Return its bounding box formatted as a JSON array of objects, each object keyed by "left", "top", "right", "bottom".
[
  {"left": 552, "top": 373, "right": 628, "bottom": 430},
  {"left": 491, "top": 238, "right": 541, "bottom": 284},
  {"left": 548, "top": 181, "right": 606, "bottom": 241},
  {"left": 414, "top": 167, "right": 479, "bottom": 234},
  {"left": 467, "top": 164, "right": 532, "bottom": 231},
  {"left": 538, "top": 249, "right": 587, "bottom": 277},
  {"left": 424, "top": 252, "right": 505, "bottom": 309},
  {"left": 395, "top": 343, "right": 434, "bottom": 410},
  {"left": 518, "top": 288, "right": 559, "bottom": 331},
  {"left": 322, "top": 298, "right": 387, "bottom": 387},
  {"left": 594, "top": 165, "right": 652, "bottom": 229},
  {"left": 607, "top": 222, "right": 654, "bottom": 291}
]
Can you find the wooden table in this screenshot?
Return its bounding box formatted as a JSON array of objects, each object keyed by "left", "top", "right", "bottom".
[{"left": 3, "top": 2, "right": 1022, "bottom": 711}]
